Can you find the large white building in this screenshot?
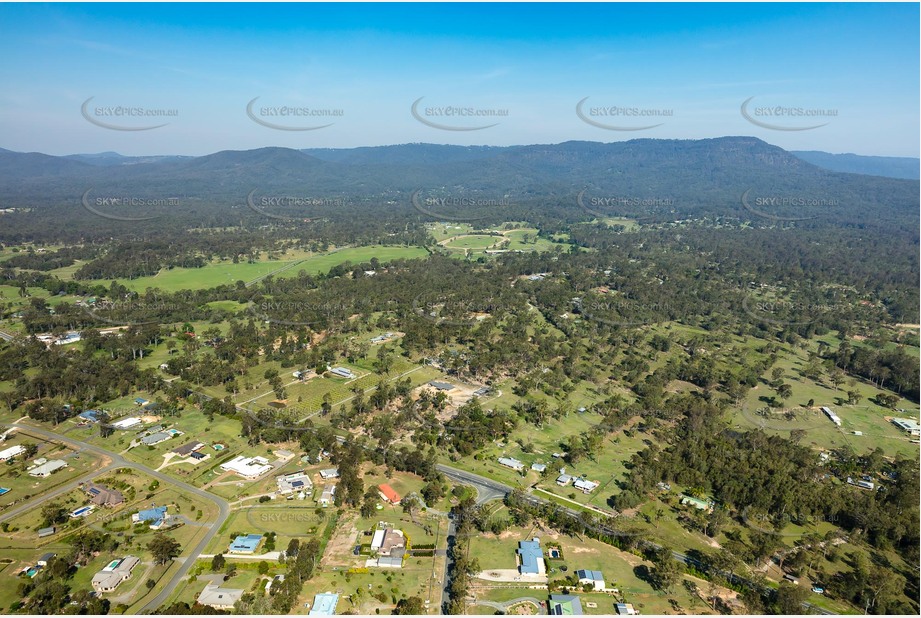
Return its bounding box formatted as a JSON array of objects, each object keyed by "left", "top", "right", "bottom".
[
  {"left": 220, "top": 455, "right": 273, "bottom": 479},
  {"left": 111, "top": 417, "right": 142, "bottom": 430},
  {"left": 0, "top": 444, "right": 25, "bottom": 462},
  {"left": 820, "top": 407, "right": 842, "bottom": 427}
]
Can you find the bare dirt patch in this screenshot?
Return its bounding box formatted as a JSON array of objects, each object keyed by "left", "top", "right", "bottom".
[{"left": 321, "top": 512, "right": 359, "bottom": 569}]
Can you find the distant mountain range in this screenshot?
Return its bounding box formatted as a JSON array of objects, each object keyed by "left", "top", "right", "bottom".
[
  {"left": 791, "top": 151, "right": 919, "bottom": 180},
  {"left": 5, "top": 143, "right": 915, "bottom": 180},
  {"left": 0, "top": 138, "right": 916, "bottom": 234}
]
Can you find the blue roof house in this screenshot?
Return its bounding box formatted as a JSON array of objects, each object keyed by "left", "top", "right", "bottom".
[
  {"left": 517, "top": 539, "right": 545, "bottom": 575},
  {"left": 309, "top": 592, "right": 340, "bottom": 616},
  {"left": 133, "top": 506, "right": 168, "bottom": 528}
]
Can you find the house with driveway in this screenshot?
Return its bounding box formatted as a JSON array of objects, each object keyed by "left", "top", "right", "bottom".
[{"left": 91, "top": 556, "right": 140, "bottom": 593}]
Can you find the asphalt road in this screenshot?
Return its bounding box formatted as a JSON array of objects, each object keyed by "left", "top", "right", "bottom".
[
  {"left": 10, "top": 423, "right": 230, "bottom": 613},
  {"left": 435, "top": 464, "right": 512, "bottom": 504},
  {"left": 439, "top": 518, "right": 457, "bottom": 612}
]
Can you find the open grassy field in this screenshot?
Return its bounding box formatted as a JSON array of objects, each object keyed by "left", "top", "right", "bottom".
[
  {"left": 502, "top": 228, "right": 563, "bottom": 252},
  {"left": 443, "top": 235, "right": 502, "bottom": 251},
  {"left": 80, "top": 245, "right": 428, "bottom": 293},
  {"left": 237, "top": 360, "right": 440, "bottom": 418},
  {"left": 598, "top": 217, "right": 641, "bottom": 231},
  {"left": 429, "top": 223, "right": 476, "bottom": 242},
  {"left": 732, "top": 337, "right": 920, "bottom": 458},
  {"left": 439, "top": 227, "right": 568, "bottom": 256}
]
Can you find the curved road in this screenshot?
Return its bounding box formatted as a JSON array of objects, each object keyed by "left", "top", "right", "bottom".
[{"left": 10, "top": 423, "right": 230, "bottom": 613}]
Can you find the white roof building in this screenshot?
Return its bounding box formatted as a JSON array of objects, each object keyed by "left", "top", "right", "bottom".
[
  {"left": 371, "top": 529, "right": 386, "bottom": 550},
  {"left": 220, "top": 455, "right": 273, "bottom": 479},
  {"left": 28, "top": 459, "right": 67, "bottom": 477},
  {"left": 328, "top": 367, "right": 355, "bottom": 379},
  {"left": 498, "top": 457, "right": 524, "bottom": 471},
  {"left": 112, "top": 417, "right": 142, "bottom": 430},
  {"left": 197, "top": 582, "right": 244, "bottom": 610},
  {"left": 820, "top": 407, "right": 842, "bottom": 427},
  {"left": 0, "top": 444, "right": 25, "bottom": 462}
]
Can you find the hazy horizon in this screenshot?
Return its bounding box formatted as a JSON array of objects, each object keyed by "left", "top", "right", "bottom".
[
  {"left": 4, "top": 138, "right": 921, "bottom": 161},
  {"left": 1, "top": 2, "right": 918, "bottom": 158}
]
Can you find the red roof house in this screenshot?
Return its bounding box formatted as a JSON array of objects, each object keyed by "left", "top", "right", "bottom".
[{"left": 378, "top": 484, "right": 401, "bottom": 505}]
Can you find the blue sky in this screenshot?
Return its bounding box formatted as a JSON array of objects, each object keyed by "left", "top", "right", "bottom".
[{"left": 0, "top": 2, "right": 918, "bottom": 156}]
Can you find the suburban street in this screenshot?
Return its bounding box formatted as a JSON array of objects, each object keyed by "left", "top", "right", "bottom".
[
  {"left": 0, "top": 460, "right": 119, "bottom": 524},
  {"left": 9, "top": 422, "right": 231, "bottom": 613}
]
